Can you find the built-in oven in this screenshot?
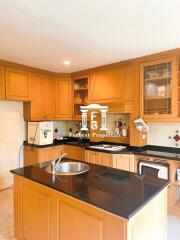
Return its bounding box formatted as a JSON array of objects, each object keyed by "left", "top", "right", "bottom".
[{"left": 139, "top": 159, "right": 169, "bottom": 180}]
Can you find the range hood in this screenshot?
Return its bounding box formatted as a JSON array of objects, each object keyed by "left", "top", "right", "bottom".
[{"left": 102, "top": 101, "right": 134, "bottom": 114}]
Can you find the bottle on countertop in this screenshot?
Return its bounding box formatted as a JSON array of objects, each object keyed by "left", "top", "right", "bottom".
[
  {"left": 53, "top": 128, "right": 62, "bottom": 140},
  {"left": 121, "top": 123, "right": 128, "bottom": 137}
]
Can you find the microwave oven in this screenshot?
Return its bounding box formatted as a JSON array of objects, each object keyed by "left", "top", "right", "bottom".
[{"left": 139, "top": 160, "right": 169, "bottom": 180}]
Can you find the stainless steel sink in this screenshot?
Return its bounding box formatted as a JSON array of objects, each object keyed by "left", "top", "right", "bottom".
[{"left": 46, "top": 162, "right": 90, "bottom": 175}]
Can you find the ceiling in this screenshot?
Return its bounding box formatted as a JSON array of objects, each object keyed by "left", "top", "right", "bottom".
[{"left": 0, "top": 0, "right": 180, "bottom": 73}]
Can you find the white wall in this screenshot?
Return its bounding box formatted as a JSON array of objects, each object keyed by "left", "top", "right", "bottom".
[
  {"left": 147, "top": 122, "right": 180, "bottom": 148},
  {"left": 0, "top": 101, "right": 25, "bottom": 190}
]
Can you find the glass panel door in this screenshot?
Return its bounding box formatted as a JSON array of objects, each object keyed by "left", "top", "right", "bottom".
[{"left": 143, "top": 61, "right": 172, "bottom": 115}]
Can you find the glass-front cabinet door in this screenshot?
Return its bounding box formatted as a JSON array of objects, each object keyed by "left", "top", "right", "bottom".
[{"left": 141, "top": 57, "right": 177, "bottom": 119}]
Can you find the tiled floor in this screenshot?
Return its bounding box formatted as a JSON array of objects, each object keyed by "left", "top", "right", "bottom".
[
  {"left": 0, "top": 188, "right": 180, "bottom": 240},
  {"left": 0, "top": 187, "right": 14, "bottom": 240}
]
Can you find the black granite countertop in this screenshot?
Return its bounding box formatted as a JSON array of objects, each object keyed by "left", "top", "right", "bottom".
[
  {"left": 24, "top": 139, "right": 180, "bottom": 161},
  {"left": 11, "top": 159, "right": 169, "bottom": 219}
]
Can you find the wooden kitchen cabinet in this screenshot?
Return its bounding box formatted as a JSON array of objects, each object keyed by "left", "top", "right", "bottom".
[
  {"left": 5, "top": 68, "right": 30, "bottom": 101},
  {"left": 14, "top": 173, "right": 167, "bottom": 240},
  {"left": 14, "top": 175, "right": 127, "bottom": 240},
  {"left": 0, "top": 66, "right": 5, "bottom": 99},
  {"left": 44, "top": 76, "right": 56, "bottom": 119},
  {"left": 24, "top": 145, "right": 63, "bottom": 166},
  {"left": 88, "top": 63, "right": 135, "bottom": 103},
  {"left": 113, "top": 154, "right": 135, "bottom": 172},
  {"left": 24, "top": 73, "right": 44, "bottom": 120},
  {"left": 56, "top": 77, "right": 73, "bottom": 120},
  {"left": 73, "top": 75, "right": 89, "bottom": 120},
  {"left": 52, "top": 145, "right": 64, "bottom": 160},
  {"left": 85, "top": 150, "right": 134, "bottom": 172},
  {"left": 100, "top": 152, "right": 113, "bottom": 167},
  {"left": 63, "top": 145, "right": 85, "bottom": 161},
  {"left": 140, "top": 57, "right": 178, "bottom": 120},
  {"left": 86, "top": 150, "right": 101, "bottom": 165},
  {"left": 24, "top": 74, "right": 56, "bottom": 121}
]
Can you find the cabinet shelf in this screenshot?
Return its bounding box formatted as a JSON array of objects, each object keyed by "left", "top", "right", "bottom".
[
  {"left": 141, "top": 58, "right": 176, "bottom": 118},
  {"left": 74, "top": 88, "right": 88, "bottom": 91},
  {"left": 144, "top": 96, "right": 171, "bottom": 100},
  {"left": 73, "top": 75, "right": 89, "bottom": 119},
  {"left": 145, "top": 76, "right": 171, "bottom": 82}
]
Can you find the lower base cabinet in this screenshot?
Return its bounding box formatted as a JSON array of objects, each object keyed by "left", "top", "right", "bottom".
[
  {"left": 14, "top": 175, "right": 167, "bottom": 240},
  {"left": 24, "top": 145, "right": 85, "bottom": 166},
  {"left": 85, "top": 150, "right": 135, "bottom": 172},
  {"left": 23, "top": 145, "right": 63, "bottom": 166},
  {"left": 63, "top": 145, "right": 85, "bottom": 161}
]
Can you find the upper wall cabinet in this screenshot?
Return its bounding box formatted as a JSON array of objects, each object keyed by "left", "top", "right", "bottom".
[
  {"left": 24, "top": 73, "right": 44, "bottom": 120},
  {"left": 0, "top": 66, "right": 5, "bottom": 99},
  {"left": 140, "top": 57, "right": 178, "bottom": 120},
  {"left": 56, "top": 77, "right": 73, "bottom": 120},
  {"left": 24, "top": 74, "right": 56, "bottom": 121},
  {"left": 6, "top": 68, "right": 30, "bottom": 101},
  {"left": 73, "top": 75, "right": 89, "bottom": 120},
  {"left": 88, "top": 64, "right": 135, "bottom": 103},
  {"left": 44, "top": 76, "right": 56, "bottom": 119}
]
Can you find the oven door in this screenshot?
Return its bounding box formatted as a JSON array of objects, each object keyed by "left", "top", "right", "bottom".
[{"left": 139, "top": 161, "right": 168, "bottom": 180}]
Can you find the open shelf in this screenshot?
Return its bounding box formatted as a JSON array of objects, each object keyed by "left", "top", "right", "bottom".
[{"left": 73, "top": 76, "right": 89, "bottom": 119}]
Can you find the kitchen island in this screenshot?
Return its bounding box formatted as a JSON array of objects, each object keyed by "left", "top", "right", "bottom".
[{"left": 11, "top": 159, "right": 169, "bottom": 240}]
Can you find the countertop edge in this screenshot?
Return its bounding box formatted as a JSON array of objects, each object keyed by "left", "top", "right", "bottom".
[{"left": 10, "top": 169, "right": 170, "bottom": 220}]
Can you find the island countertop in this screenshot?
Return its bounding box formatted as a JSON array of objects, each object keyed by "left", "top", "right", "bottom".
[{"left": 11, "top": 159, "right": 169, "bottom": 219}]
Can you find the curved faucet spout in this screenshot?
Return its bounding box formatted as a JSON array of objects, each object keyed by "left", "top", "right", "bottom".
[{"left": 51, "top": 152, "right": 67, "bottom": 174}]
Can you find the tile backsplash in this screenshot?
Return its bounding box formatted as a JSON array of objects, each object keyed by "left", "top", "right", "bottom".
[
  {"left": 53, "top": 121, "right": 80, "bottom": 136},
  {"left": 106, "top": 114, "right": 130, "bottom": 134},
  {"left": 0, "top": 101, "right": 26, "bottom": 190},
  {"left": 147, "top": 122, "right": 180, "bottom": 148},
  {"left": 53, "top": 114, "right": 130, "bottom": 137}
]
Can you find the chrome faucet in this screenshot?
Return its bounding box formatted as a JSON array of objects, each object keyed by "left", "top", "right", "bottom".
[{"left": 51, "top": 152, "right": 67, "bottom": 174}]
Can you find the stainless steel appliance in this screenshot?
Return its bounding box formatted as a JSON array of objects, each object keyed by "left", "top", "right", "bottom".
[
  {"left": 89, "top": 144, "right": 126, "bottom": 151},
  {"left": 139, "top": 159, "right": 169, "bottom": 180}
]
